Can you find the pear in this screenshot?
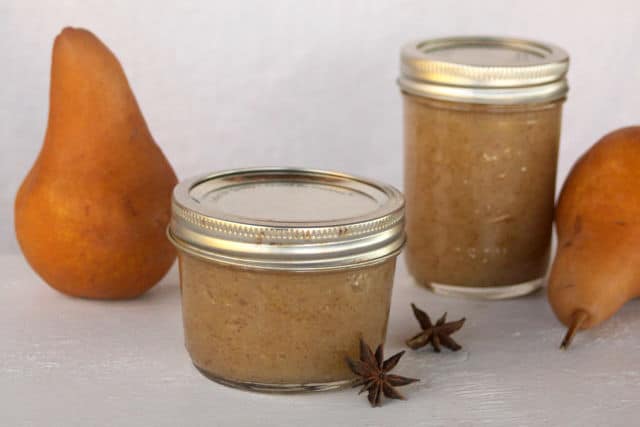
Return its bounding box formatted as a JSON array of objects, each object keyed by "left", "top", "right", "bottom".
[
  {"left": 548, "top": 126, "right": 640, "bottom": 348},
  {"left": 14, "top": 28, "right": 177, "bottom": 299}
]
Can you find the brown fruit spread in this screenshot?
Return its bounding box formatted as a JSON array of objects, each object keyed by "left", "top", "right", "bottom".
[
  {"left": 403, "top": 95, "right": 563, "bottom": 287},
  {"left": 180, "top": 254, "right": 396, "bottom": 385}
]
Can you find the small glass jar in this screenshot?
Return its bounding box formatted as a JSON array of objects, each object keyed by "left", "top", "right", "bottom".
[
  {"left": 398, "top": 37, "right": 569, "bottom": 299},
  {"left": 168, "top": 168, "right": 405, "bottom": 392}
]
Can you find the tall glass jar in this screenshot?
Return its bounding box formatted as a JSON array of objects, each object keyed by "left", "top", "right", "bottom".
[{"left": 398, "top": 37, "right": 569, "bottom": 299}]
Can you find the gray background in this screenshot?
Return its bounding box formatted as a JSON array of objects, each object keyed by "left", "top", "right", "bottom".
[{"left": 2, "top": 0, "right": 639, "bottom": 253}]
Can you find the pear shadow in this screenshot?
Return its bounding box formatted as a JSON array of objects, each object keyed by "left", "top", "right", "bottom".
[{"left": 137, "top": 279, "right": 181, "bottom": 305}]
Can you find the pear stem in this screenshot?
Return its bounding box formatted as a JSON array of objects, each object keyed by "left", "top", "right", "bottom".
[{"left": 560, "top": 310, "right": 589, "bottom": 350}]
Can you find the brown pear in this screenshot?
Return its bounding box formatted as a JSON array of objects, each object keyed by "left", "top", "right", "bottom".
[
  {"left": 15, "top": 28, "right": 177, "bottom": 299},
  {"left": 548, "top": 126, "right": 640, "bottom": 348}
]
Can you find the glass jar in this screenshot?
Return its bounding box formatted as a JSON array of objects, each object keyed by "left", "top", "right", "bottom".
[
  {"left": 168, "top": 168, "right": 405, "bottom": 392},
  {"left": 398, "top": 36, "right": 569, "bottom": 299}
]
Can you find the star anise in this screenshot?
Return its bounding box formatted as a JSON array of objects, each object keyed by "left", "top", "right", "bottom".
[
  {"left": 406, "top": 303, "right": 465, "bottom": 352},
  {"left": 346, "top": 338, "right": 419, "bottom": 407}
]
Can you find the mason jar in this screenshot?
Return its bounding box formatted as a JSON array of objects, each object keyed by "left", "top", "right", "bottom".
[
  {"left": 398, "top": 36, "right": 569, "bottom": 299},
  {"left": 167, "top": 168, "right": 405, "bottom": 392}
]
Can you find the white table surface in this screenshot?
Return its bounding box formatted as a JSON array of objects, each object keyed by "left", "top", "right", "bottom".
[{"left": 2, "top": 253, "right": 639, "bottom": 427}]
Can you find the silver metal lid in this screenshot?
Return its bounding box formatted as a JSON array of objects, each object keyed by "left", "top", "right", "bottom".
[
  {"left": 168, "top": 168, "right": 405, "bottom": 271},
  {"left": 398, "top": 36, "right": 569, "bottom": 104}
]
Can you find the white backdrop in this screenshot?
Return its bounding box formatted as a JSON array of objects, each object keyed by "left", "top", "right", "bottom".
[{"left": 2, "top": 0, "right": 639, "bottom": 253}]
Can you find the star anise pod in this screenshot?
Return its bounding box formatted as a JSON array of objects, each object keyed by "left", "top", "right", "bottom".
[
  {"left": 346, "top": 338, "right": 419, "bottom": 407},
  {"left": 406, "top": 303, "right": 465, "bottom": 352}
]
